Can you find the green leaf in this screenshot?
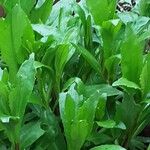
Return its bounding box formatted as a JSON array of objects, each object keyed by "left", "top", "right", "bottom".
[
  {"left": 85, "top": 84, "right": 122, "bottom": 97},
  {"left": 30, "top": 0, "right": 53, "bottom": 23},
  {"left": 0, "top": 81, "right": 9, "bottom": 114},
  {"left": 131, "top": 16, "right": 150, "bottom": 35},
  {"left": 1, "top": 68, "right": 9, "bottom": 84},
  {"left": 0, "top": 115, "right": 19, "bottom": 123},
  {"left": 55, "top": 44, "right": 70, "bottom": 79},
  {"left": 90, "top": 145, "right": 126, "bottom": 150},
  {"left": 137, "top": 0, "right": 150, "bottom": 17},
  {"left": 86, "top": 0, "right": 117, "bottom": 25},
  {"left": 59, "top": 80, "right": 101, "bottom": 150},
  {"left": 121, "top": 26, "right": 143, "bottom": 85},
  {"left": 34, "top": 61, "right": 53, "bottom": 71},
  {"left": 9, "top": 54, "right": 36, "bottom": 118},
  {"left": 63, "top": 77, "right": 84, "bottom": 93},
  {"left": 0, "top": 68, "right": 3, "bottom": 80},
  {"left": 74, "top": 3, "right": 86, "bottom": 28},
  {"left": 118, "top": 12, "right": 138, "bottom": 24},
  {"left": 55, "top": 44, "right": 70, "bottom": 93},
  {"left": 97, "top": 120, "right": 116, "bottom": 128},
  {"left": 140, "top": 54, "right": 150, "bottom": 98},
  {"left": 29, "top": 92, "right": 43, "bottom": 106},
  {"left": 115, "top": 94, "right": 141, "bottom": 131},
  {"left": 72, "top": 44, "right": 101, "bottom": 74},
  {"left": 2, "top": 0, "right": 19, "bottom": 12},
  {"left": 97, "top": 120, "right": 126, "bottom": 129},
  {"left": 0, "top": 19, "right": 18, "bottom": 81},
  {"left": 35, "top": 109, "right": 67, "bottom": 150},
  {"left": 20, "top": 0, "right": 36, "bottom": 15},
  {"left": 101, "top": 19, "right": 122, "bottom": 60},
  {"left": 32, "top": 24, "right": 57, "bottom": 37},
  {"left": 113, "top": 77, "right": 141, "bottom": 90},
  {"left": 0, "top": 81, "right": 9, "bottom": 100},
  {"left": 105, "top": 54, "right": 121, "bottom": 82},
  {"left": 88, "top": 132, "right": 113, "bottom": 145},
  {"left": 0, "top": 4, "right": 34, "bottom": 81},
  {"left": 20, "top": 121, "right": 45, "bottom": 149},
  {"left": 96, "top": 93, "right": 107, "bottom": 120}
]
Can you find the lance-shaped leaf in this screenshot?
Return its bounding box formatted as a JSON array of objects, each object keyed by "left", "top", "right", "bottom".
[
  {"left": 121, "top": 26, "right": 143, "bottom": 85},
  {"left": 0, "top": 81, "right": 9, "bottom": 114},
  {"left": 1, "top": 0, "right": 19, "bottom": 12},
  {"left": 30, "top": 0, "right": 53, "bottom": 23},
  {"left": 34, "top": 109, "right": 67, "bottom": 150},
  {"left": 72, "top": 44, "right": 101, "bottom": 75},
  {"left": 115, "top": 94, "right": 141, "bottom": 132},
  {"left": 9, "top": 54, "right": 36, "bottom": 118},
  {"left": 0, "top": 4, "right": 34, "bottom": 81},
  {"left": 54, "top": 44, "right": 71, "bottom": 93},
  {"left": 113, "top": 77, "right": 141, "bottom": 90},
  {"left": 2, "top": 0, "right": 36, "bottom": 15},
  {"left": 20, "top": 121, "right": 45, "bottom": 149},
  {"left": 20, "top": 0, "right": 37, "bottom": 15},
  {"left": 0, "top": 19, "right": 18, "bottom": 81},
  {"left": 97, "top": 120, "right": 126, "bottom": 130},
  {"left": 59, "top": 81, "right": 101, "bottom": 150},
  {"left": 138, "top": 0, "right": 150, "bottom": 17},
  {"left": 101, "top": 19, "right": 122, "bottom": 60},
  {"left": 55, "top": 44, "right": 70, "bottom": 81},
  {"left": 90, "top": 145, "right": 126, "bottom": 150},
  {"left": 140, "top": 54, "right": 150, "bottom": 98},
  {"left": 86, "top": 0, "right": 117, "bottom": 25},
  {"left": 85, "top": 84, "right": 122, "bottom": 97}
]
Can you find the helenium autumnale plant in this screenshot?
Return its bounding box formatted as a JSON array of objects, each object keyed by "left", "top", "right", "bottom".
[{"left": 0, "top": 0, "right": 149, "bottom": 150}]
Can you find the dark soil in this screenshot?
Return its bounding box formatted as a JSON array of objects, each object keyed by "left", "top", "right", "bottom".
[{"left": 141, "top": 125, "right": 150, "bottom": 137}]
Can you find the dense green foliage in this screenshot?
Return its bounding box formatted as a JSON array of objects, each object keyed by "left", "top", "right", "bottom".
[{"left": 0, "top": 0, "right": 150, "bottom": 149}]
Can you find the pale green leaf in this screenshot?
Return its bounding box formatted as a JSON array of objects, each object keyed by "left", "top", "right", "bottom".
[
  {"left": 90, "top": 145, "right": 126, "bottom": 150},
  {"left": 113, "top": 77, "right": 141, "bottom": 90},
  {"left": 97, "top": 120, "right": 126, "bottom": 129}
]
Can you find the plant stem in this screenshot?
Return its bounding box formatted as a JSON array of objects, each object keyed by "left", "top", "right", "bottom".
[{"left": 15, "top": 143, "right": 20, "bottom": 150}]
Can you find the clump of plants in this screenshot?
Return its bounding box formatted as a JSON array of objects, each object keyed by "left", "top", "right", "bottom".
[{"left": 0, "top": 0, "right": 150, "bottom": 149}]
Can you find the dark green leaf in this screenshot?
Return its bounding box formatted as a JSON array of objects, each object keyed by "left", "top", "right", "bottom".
[
  {"left": 20, "top": 121, "right": 45, "bottom": 149},
  {"left": 72, "top": 44, "right": 101, "bottom": 74}
]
